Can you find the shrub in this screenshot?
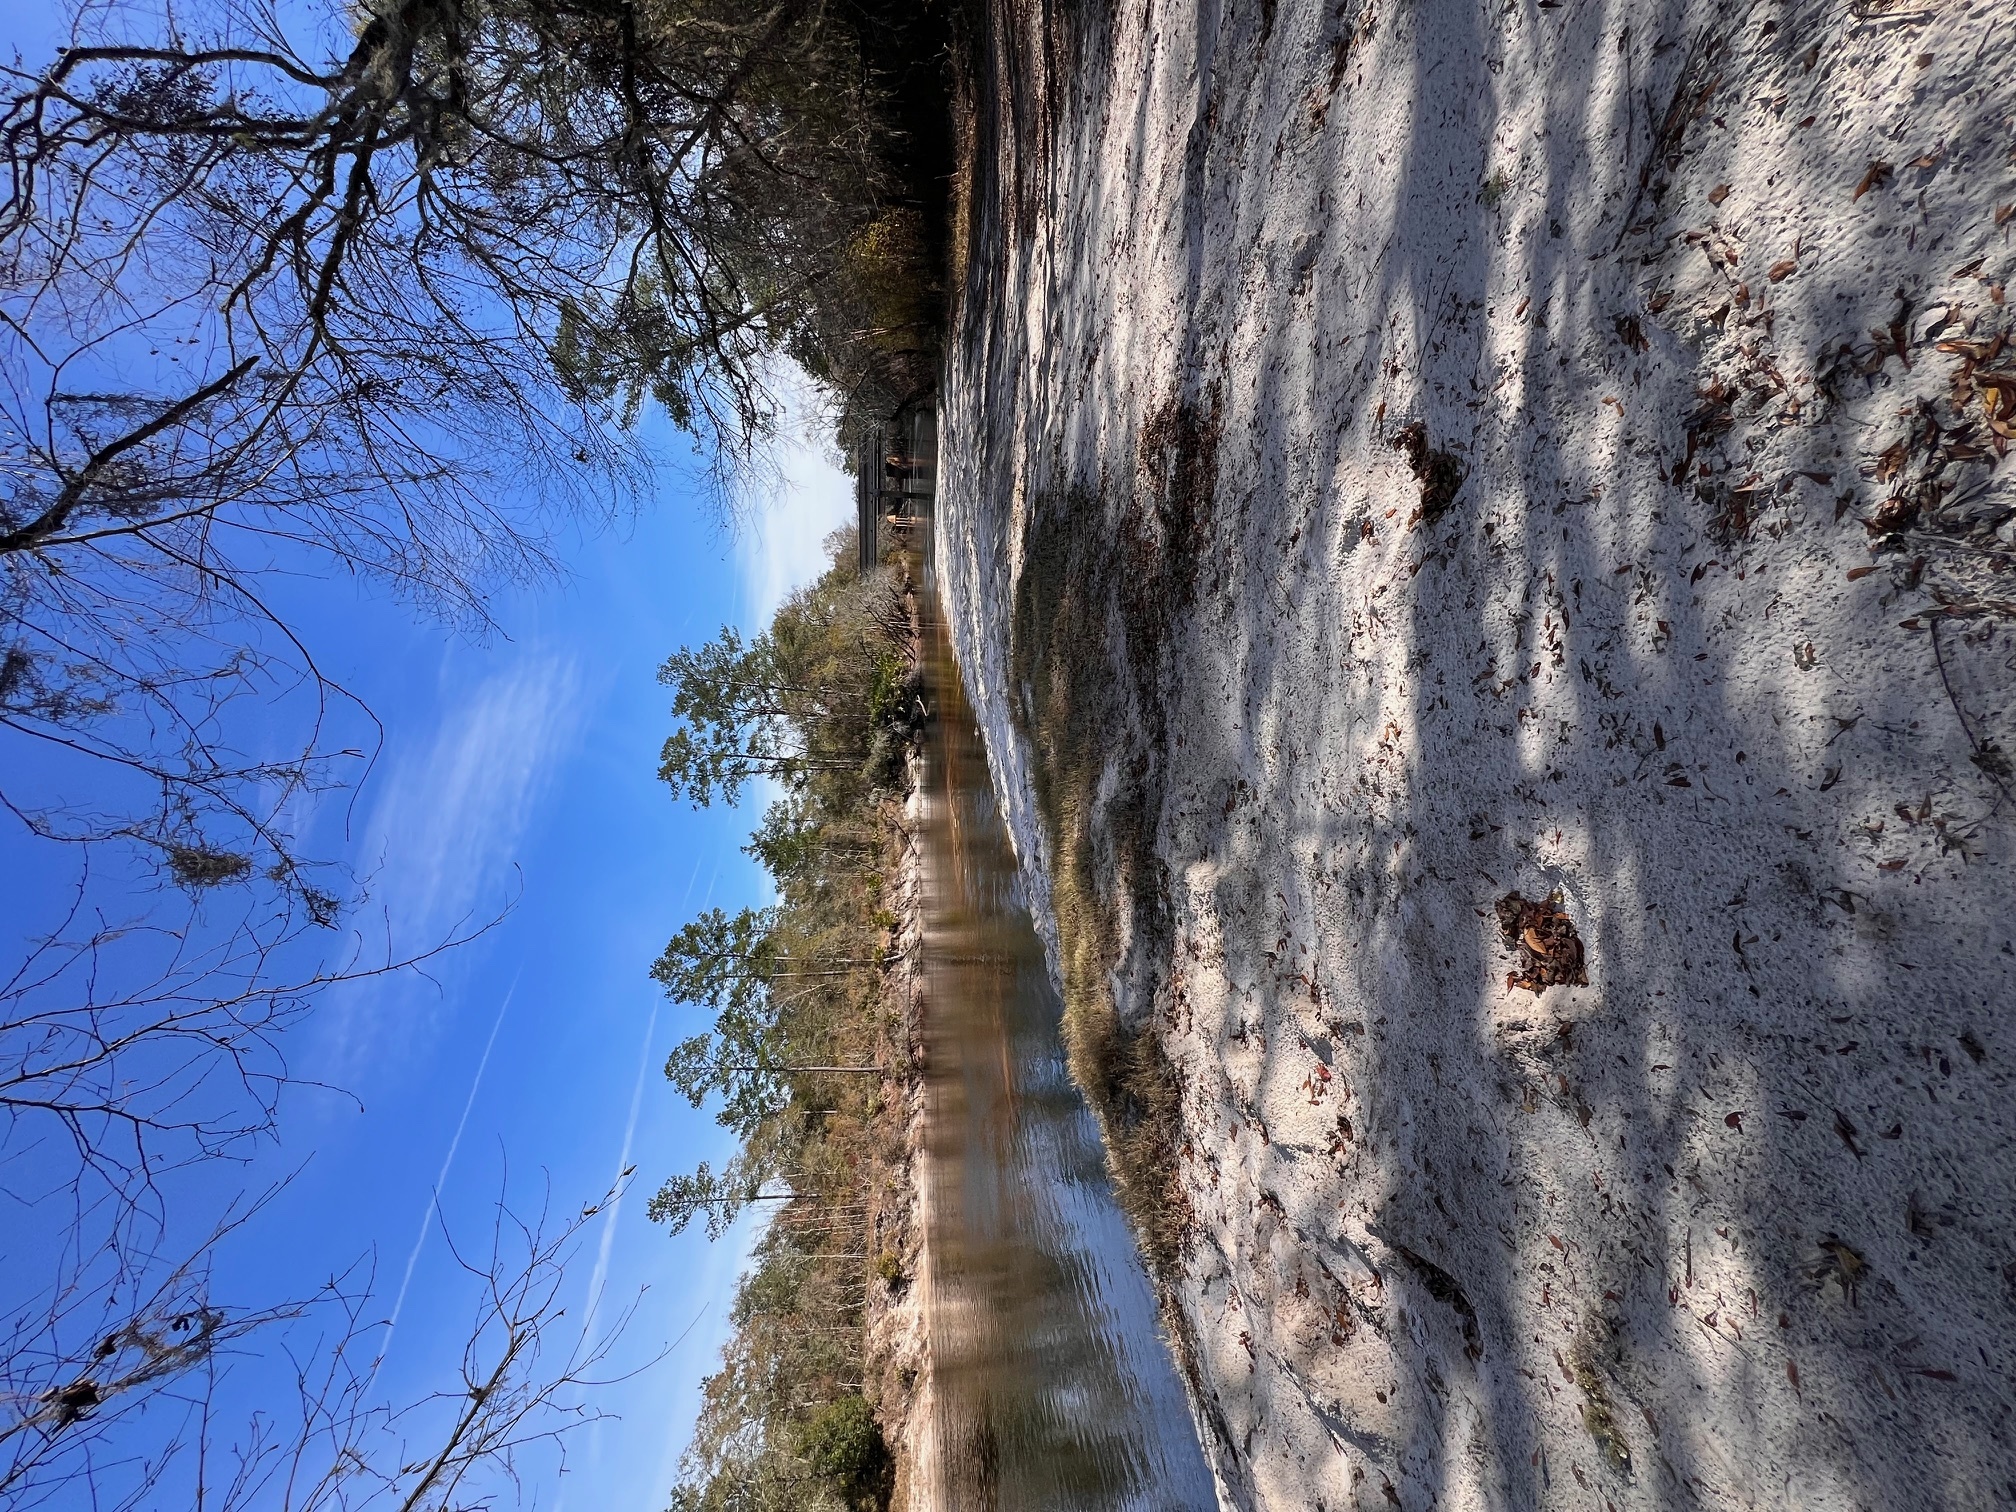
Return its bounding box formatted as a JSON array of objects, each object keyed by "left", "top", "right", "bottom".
[
  {"left": 795, "top": 1395, "right": 891, "bottom": 1508},
  {"left": 841, "top": 211, "right": 932, "bottom": 354}
]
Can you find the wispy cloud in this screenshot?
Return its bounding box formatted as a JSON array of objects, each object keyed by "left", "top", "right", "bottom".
[
  {"left": 370, "top": 975, "right": 516, "bottom": 1389},
  {"left": 735, "top": 370, "right": 854, "bottom": 631},
  {"left": 324, "top": 653, "right": 578, "bottom": 1073},
  {"left": 578, "top": 856, "right": 702, "bottom": 1356},
  {"left": 366, "top": 653, "right": 578, "bottom": 936},
  {"left": 575, "top": 997, "right": 656, "bottom": 1383}
]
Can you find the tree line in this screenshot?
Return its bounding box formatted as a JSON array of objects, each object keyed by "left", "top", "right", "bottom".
[{"left": 652, "top": 535, "right": 923, "bottom": 1511}]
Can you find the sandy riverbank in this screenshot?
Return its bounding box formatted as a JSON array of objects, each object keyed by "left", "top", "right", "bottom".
[
  {"left": 861, "top": 757, "right": 932, "bottom": 1511},
  {"left": 939, "top": 0, "right": 2016, "bottom": 1507},
  {"left": 858, "top": 572, "right": 937, "bottom": 1512}
]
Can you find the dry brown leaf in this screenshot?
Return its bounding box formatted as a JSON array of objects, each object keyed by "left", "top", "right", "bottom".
[
  {"left": 1997, "top": 204, "right": 2015, "bottom": 227},
  {"left": 1708, "top": 183, "right": 1731, "bottom": 206},
  {"left": 1768, "top": 258, "right": 1798, "bottom": 282},
  {"left": 1909, "top": 149, "right": 1942, "bottom": 168},
  {"left": 1854, "top": 161, "right": 1893, "bottom": 201}
]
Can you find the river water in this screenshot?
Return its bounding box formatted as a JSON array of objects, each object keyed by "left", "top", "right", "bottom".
[{"left": 915, "top": 595, "right": 1216, "bottom": 1511}]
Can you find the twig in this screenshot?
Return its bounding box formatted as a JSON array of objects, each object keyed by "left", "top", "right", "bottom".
[{"left": 1929, "top": 616, "right": 2015, "bottom": 809}]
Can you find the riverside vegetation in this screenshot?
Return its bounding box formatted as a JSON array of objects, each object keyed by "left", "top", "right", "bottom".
[{"left": 652, "top": 535, "right": 926, "bottom": 1512}]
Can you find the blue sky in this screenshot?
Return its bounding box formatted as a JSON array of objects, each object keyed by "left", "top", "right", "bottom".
[
  {"left": 236, "top": 413, "right": 856, "bottom": 1507},
  {"left": 243, "top": 415, "right": 851, "bottom": 1505},
  {"left": 0, "top": 372, "right": 854, "bottom": 1508}
]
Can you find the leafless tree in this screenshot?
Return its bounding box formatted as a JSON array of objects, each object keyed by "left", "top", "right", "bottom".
[
  {"left": 1, "top": 1175, "right": 644, "bottom": 1512},
  {"left": 0, "top": 884, "right": 514, "bottom": 1510},
  {"left": 0, "top": 0, "right": 898, "bottom": 1257},
  {"left": 1, "top": 868, "right": 504, "bottom": 1216},
  {"left": 0, "top": 0, "right": 875, "bottom": 886}
]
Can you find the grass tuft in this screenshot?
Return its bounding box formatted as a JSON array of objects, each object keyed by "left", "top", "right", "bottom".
[{"left": 1006, "top": 381, "right": 1222, "bottom": 1281}]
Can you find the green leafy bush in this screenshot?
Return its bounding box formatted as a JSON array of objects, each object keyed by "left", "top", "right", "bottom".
[{"left": 795, "top": 1396, "right": 891, "bottom": 1508}]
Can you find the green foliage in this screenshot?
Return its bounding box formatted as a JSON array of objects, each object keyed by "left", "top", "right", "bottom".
[
  {"left": 655, "top": 576, "right": 917, "bottom": 806},
  {"left": 649, "top": 1161, "right": 774, "bottom": 1241},
  {"left": 668, "top": 1207, "right": 896, "bottom": 1507},
  {"left": 652, "top": 907, "right": 779, "bottom": 1016},
  {"left": 795, "top": 1396, "right": 890, "bottom": 1508},
  {"left": 656, "top": 629, "right": 813, "bottom": 807},
  {"left": 550, "top": 279, "right": 698, "bottom": 430},
  {"left": 646, "top": 1161, "right": 751, "bottom": 1241},
  {"left": 743, "top": 794, "right": 877, "bottom": 891},
  {"left": 653, "top": 907, "right": 808, "bottom": 1132},
  {"left": 864, "top": 651, "right": 908, "bottom": 730},
  {"left": 658, "top": 540, "right": 918, "bottom": 1512},
  {"left": 662, "top": 1030, "right": 785, "bottom": 1128}
]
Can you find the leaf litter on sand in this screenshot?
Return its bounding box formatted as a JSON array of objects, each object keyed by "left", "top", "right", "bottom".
[
  {"left": 1390, "top": 421, "right": 1465, "bottom": 526},
  {"left": 1495, "top": 892, "right": 1589, "bottom": 992}
]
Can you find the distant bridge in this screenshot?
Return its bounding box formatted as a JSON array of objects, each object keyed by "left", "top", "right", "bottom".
[{"left": 856, "top": 407, "right": 936, "bottom": 573}]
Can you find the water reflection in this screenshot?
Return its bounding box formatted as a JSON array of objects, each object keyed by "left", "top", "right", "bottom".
[{"left": 919, "top": 603, "right": 1216, "bottom": 1511}]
